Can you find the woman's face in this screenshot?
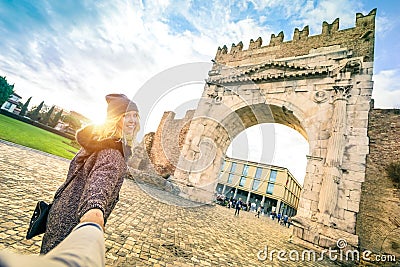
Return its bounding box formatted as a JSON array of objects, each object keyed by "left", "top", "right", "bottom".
[{"left": 118, "top": 110, "right": 139, "bottom": 136}]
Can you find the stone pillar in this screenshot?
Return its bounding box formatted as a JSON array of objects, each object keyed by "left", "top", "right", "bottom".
[
  {"left": 260, "top": 196, "right": 265, "bottom": 215},
  {"left": 318, "top": 85, "right": 351, "bottom": 225},
  {"left": 295, "top": 155, "right": 323, "bottom": 220},
  {"left": 233, "top": 188, "right": 238, "bottom": 199},
  {"left": 246, "top": 191, "right": 251, "bottom": 203},
  {"left": 276, "top": 200, "right": 281, "bottom": 214},
  {"left": 222, "top": 184, "right": 226, "bottom": 194}
]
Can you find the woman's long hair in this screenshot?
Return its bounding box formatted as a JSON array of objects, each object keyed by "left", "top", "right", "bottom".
[{"left": 92, "top": 113, "right": 140, "bottom": 148}]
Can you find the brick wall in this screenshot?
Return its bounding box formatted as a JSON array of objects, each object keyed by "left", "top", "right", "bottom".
[{"left": 357, "top": 109, "right": 400, "bottom": 256}]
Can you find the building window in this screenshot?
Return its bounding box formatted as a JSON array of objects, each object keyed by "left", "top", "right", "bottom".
[
  {"left": 230, "top": 162, "right": 237, "bottom": 173},
  {"left": 269, "top": 170, "right": 277, "bottom": 182},
  {"left": 266, "top": 182, "right": 274, "bottom": 194},
  {"left": 239, "top": 176, "right": 246, "bottom": 187},
  {"left": 255, "top": 167, "right": 262, "bottom": 179},
  {"left": 220, "top": 160, "right": 226, "bottom": 171},
  {"left": 4, "top": 102, "right": 12, "bottom": 110},
  {"left": 227, "top": 173, "right": 234, "bottom": 184},
  {"left": 242, "top": 164, "right": 249, "bottom": 176},
  {"left": 252, "top": 179, "right": 260, "bottom": 191}
]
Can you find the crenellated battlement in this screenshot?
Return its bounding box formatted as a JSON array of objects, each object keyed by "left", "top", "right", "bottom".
[
  {"left": 293, "top": 25, "right": 309, "bottom": 41},
  {"left": 269, "top": 31, "right": 283, "bottom": 46},
  {"left": 249, "top": 37, "right": 262, "bottom": 49},
  {"left": 215, "top": 9, "right": 376, "bottom": 64},
  {"left": 322, "top": 18, "right": 339, "bottom": 35},
  {"left": 229, "top": 41, "right": 243, "bottom": 54}
]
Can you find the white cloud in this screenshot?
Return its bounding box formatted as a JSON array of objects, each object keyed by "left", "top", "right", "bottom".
[
  {"left": 290, "top": 0, "right": 363, "bottom": 35},
  {"left": 0, "top": 1, "right": 308, "bottom": 122},
  {"left": 249, "top": 0, "right": 295, "bottom": 12},
  {"left": 372, "top": 69, "right": 400, "bottom": 108},
  {"left": 143, "top": 83, "right": 204, "bottom": 133},
  {"left": 61, "top": 1, "right": 272, "bottom": 120},
  {"left": 270, "top": 124, "right": 308, "bottom": 185},
  {"left": 375, "top": 15, "right": 392, "bottom": 37}
]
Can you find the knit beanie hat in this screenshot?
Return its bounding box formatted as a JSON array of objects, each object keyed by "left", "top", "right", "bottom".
[{"left": 105, "top": 94, "right": 138, "bottom": 119}]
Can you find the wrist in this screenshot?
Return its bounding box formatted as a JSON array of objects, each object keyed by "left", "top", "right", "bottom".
[{"left": 79, "top": 208, "right": 105, "bottom": 231}]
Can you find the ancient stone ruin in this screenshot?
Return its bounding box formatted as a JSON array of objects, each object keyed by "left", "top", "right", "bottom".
[{"left": 130, "top": 9, "right": 400, "bottom": 254}]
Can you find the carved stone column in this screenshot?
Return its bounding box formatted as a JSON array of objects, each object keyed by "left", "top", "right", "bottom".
[{"left": 318, "top": 85, "right": 351, "bottom": 224}]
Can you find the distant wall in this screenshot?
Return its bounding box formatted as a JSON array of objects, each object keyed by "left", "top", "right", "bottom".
[
  {"left": 132, "top": 110, "right": 194, "bottom": 177},
  {"left": 357, "top": 109, "right": 400, "bottom": 256}
]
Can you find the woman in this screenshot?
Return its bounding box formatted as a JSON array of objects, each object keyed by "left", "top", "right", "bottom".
[{"left": 40, "top": 94, "right": 140, "bottom": 254}]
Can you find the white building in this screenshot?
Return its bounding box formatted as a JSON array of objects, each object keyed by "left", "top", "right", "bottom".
[{"left": 1, "top": 92, "right": 22, "bottom": 114}]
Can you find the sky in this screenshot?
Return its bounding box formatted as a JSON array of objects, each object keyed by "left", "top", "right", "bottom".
[{"left": 0, "top": 0, "right": 399, "bottom": 185}]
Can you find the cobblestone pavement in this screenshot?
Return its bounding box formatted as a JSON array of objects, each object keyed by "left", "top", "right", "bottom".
[{"left": 0, "top": 141, "right": 344, "bottom": 266}]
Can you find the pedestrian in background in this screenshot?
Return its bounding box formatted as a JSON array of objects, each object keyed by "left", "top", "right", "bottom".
[
  {"left": 234, "top": 198, "right": 243, "bottom": 216},
  {"left": 287, "top": 217, "right": 292, "bottom": 228},
  {"left": 255, "top": 206, "right": 261, "bottom": 218},
  {"left": 40, "top": 94, "right": 140, "bottom": 254},
  {"left": 283, "top": 214, "right": 289, "bottom": 226}
]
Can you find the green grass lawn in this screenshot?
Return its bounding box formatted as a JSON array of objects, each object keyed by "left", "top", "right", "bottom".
[{"left": 0, "top": 114, "right": 79, "bottom": 159}]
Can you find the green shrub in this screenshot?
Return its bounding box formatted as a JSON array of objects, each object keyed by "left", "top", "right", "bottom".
[{"left": 386, "top": 161, "right": 400, "bottom": 185}]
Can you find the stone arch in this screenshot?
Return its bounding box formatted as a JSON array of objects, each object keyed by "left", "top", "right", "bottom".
[
  {"left": 217, "top": 102, "right": 309, "bottom": 151},
  {"left": 261, "top": 98, "right": 309, "bottom": 140},
  {"left": 170, "top": 9, "right": 376, "bottom": 250},
  {"left": 172, "top": 58, "right": 371, "bottom": 252},
  {"left": 172, "top": 100, "right": 312, "bottom": 201}
]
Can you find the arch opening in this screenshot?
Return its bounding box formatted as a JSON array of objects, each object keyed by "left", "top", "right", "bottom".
[{"left": 214, "top": 102, "right": 309, "bottom": 217}]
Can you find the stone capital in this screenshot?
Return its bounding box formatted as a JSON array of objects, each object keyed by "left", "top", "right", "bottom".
[{"left": 332, "top": 85, "right": 352, "bottom": 102}]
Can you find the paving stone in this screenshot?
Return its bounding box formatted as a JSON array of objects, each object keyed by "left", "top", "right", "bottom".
[{"left": 0, "top": 141, "right": 341, "bottom": 266}]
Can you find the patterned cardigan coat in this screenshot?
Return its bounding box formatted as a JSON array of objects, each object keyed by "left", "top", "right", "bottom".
[{"left": 40, "top": 126, "right": 128, "bottom": 254}]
